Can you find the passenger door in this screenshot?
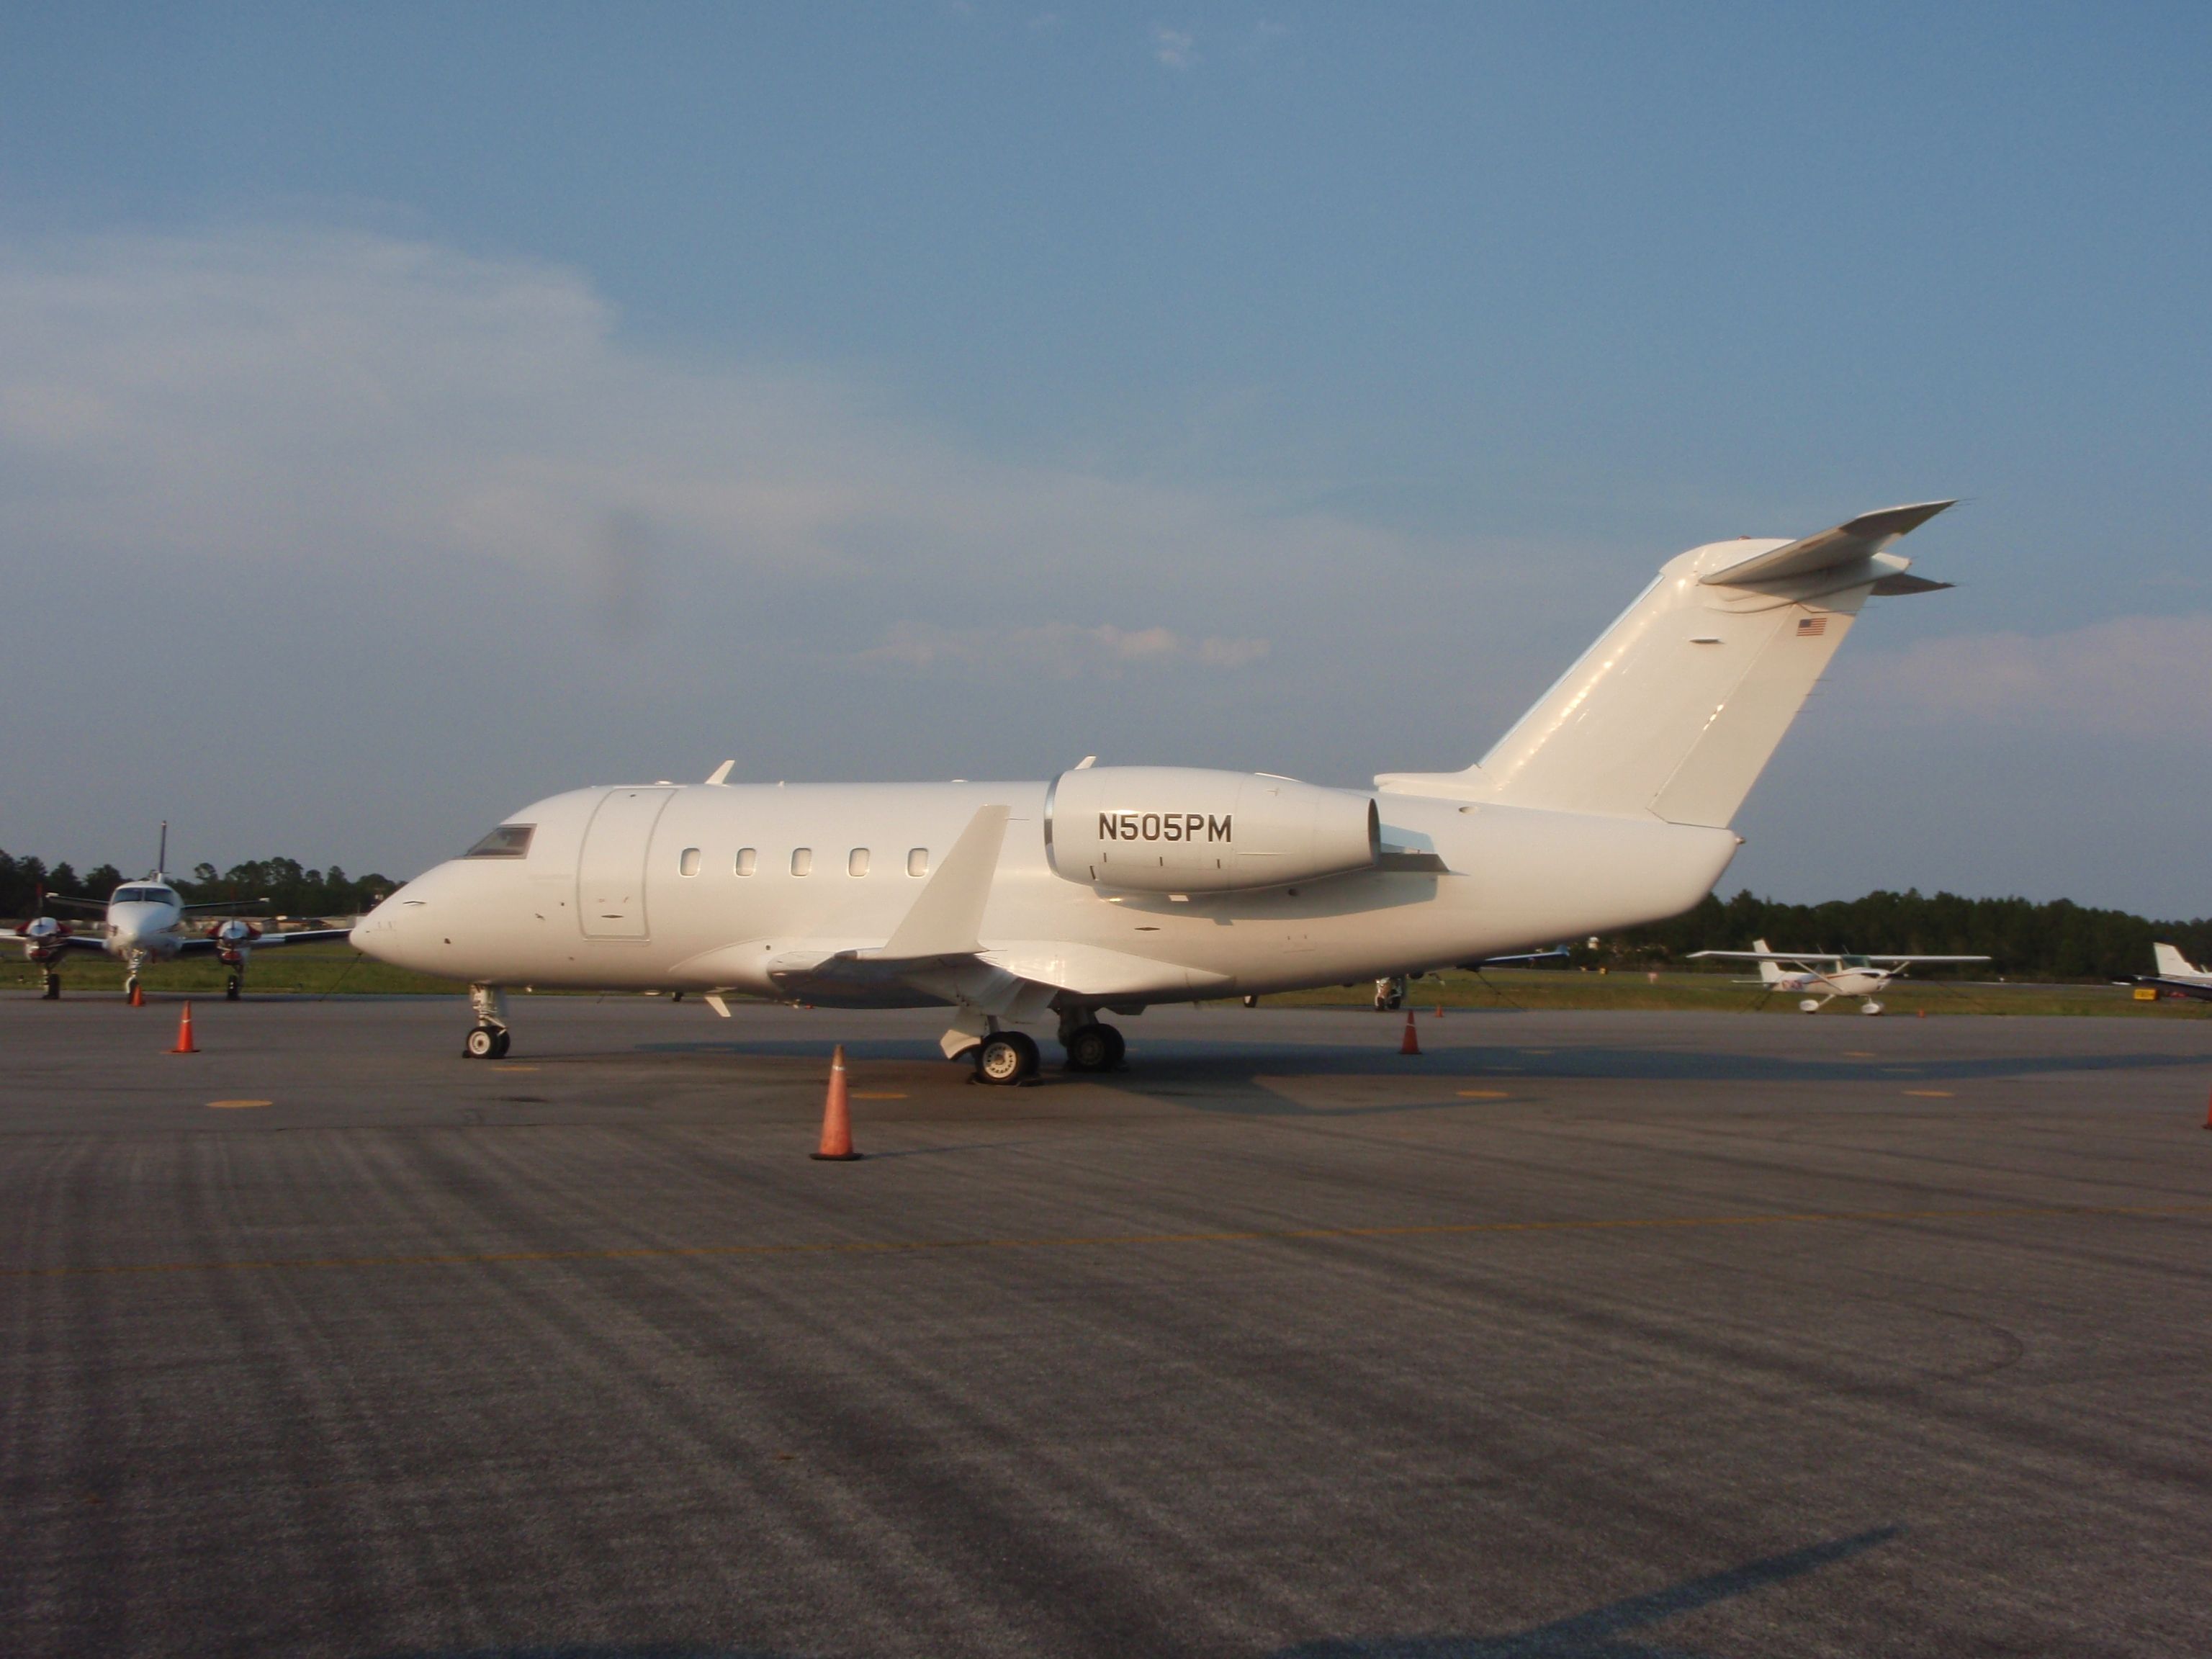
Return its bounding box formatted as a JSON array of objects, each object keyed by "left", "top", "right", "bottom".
[{"left": 577, "top": 788, "right": 675, "bottom": 938}]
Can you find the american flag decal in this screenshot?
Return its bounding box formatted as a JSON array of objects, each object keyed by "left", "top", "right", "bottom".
[{"left": 1796, "top": 615, "right": 1827, "bottom": 637}]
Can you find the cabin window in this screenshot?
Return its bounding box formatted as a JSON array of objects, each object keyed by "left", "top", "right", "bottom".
[
  {"left": 791, "top": 848, "right": 814, "bottom": 876},
  {"left": 735, "top": 847, "right": 757, "bottom": 877},
  {"left": 464, "top": 824, "right": 534, "bottom": 859},
  {"left": 907, "top": 848, "right": 929, "bottom": 878},
  {"left": 848, "top": 848, "right": 871, "bottom": 877},
  {"left": 678, "top": 847, "right": 701, "bottom": 877}
]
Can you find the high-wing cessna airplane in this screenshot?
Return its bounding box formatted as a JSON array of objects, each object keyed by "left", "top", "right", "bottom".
[
  {"left": 1689, "top": 937, "right": 1990, "bottom": 1014},
  {"left": 2130, "top": 943, "right": 2212, "bottom": 1003},
  {"left": 354, "top": 501, "right": 1959, "bottom": 1073},
  {"left": 14, "top": 826, "right": 354, "bottom": 1000}
]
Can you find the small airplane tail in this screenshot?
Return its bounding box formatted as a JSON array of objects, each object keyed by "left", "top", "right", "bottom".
[
  {"left": 1377, "top": 503, "right": 1954, "bottom": 826},
  {"left": 1752, "top": 938, "right": 1786, "bottom": 986},
  {"left": 2153, "top": 943, "right": 2208, "bottom": 980}
]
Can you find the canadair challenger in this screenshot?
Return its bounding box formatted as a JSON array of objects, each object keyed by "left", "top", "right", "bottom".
[{"left": 354, "top": 502, "right": 1956, "bottom": 1076}]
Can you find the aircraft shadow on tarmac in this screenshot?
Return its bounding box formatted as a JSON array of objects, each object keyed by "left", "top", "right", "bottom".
[
  {"left": 634, "top": 1035, "right": 2200, "bottom": 1118},
  {"left": 369, "top": 1528, "right": 1899, "bottom": 1659},
  {"left": 1267, "top": 1527, "right": 1900, "bottom": 1658}
]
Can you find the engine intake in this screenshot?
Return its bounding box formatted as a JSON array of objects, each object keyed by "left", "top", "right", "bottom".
[{"left": 1045, "top": 766, "right": 1379, "bottom": 893}]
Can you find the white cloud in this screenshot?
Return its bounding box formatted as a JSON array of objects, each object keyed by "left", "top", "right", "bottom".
[
  {"left": 1151, "top": 25, "right": 1197, "bottom": 69},
  {"left": 863, "top": 620, "right": 1267, "bottom": 677},
  {"left": 1843, "top": 613, "right": 2212, "bottom": 734},
  {"left": 0, "top": 225, "right": 1420, "bottom": 644}
]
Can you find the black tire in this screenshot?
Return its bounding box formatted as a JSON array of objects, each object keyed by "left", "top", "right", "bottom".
[
  {"left": 43, "top": 976, "right": 60, "bottom": 1002},
  {"left": 225, "top": 977, "right": 242, "bottom": 1002},
  {"left": 976, "top": 1032, "right": 1038, "bottom": 1085},
  {"left": 1064, "top": 1025, "right": 1113, "bottom": 1072},
  {"left": 464, "top": 1025, "right": 498, "bottom": 1059},
  {"left": 490, "top": 1028, "right": 512, "bottom": 1058},
  {"left": 1098, "top": 1024, "right": 1125, "bottom": 1069}
]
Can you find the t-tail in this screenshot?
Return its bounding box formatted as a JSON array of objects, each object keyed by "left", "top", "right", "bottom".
[{"left": 1378, "top": 502, "right": 1956, "bottom": 825}]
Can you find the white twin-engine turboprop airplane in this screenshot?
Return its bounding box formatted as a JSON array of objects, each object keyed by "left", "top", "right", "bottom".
[
  {"left": 354, "top": 501, "right": 1960, "bottom": 1074},
  {"left": 17, "top": 826, "right": 356, "bottom": 1001},
  {"left": 1688, "top": 938, "right": 1990, "bottom": 1015}
]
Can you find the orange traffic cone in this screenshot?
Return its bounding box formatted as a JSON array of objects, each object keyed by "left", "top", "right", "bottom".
[
  {"left": 1435, "top": 1004, "right": 1444, "bottom": 1019},
  {"left": 171, "top": 1002, "right": 199, "bottom": 1054},
  {"left": 1400, "top": 1010, "right": 1421, "bottom": 1056},
  {"left": 811, "top": 1045, "right": 862, "bottom": 1161},
  {"left": 129, "top": 981, "right": 145, "bottom": 1007}
]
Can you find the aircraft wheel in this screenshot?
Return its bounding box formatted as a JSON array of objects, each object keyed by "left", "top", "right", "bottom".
[
  {"left": 225, "top": 975, "right": 242, "bottom": 1002},
  {"left": 1064, "top": 1025, "right": 1115, "bottom": 1072},
  {"left": 1242, "top": 994, "right": 1259, "bottom": 1009},
  {"left": 491, "top": 1028, "right": 511, "bottom": 1058},
  {"left": 1098, "top": 1024, "right": 1125, "bottom": 1069},
  {"left": 464, "top": 1025, "right": 500, "bottom": 1059},
  {"left": 976, "top": 1031, "right": 1039, "bottom": 1086},
  {"left": 42, "top": 973, "right": 60, "bottom": 1001},
  {"left": 1861, "top": 999, "right": 1884, "bottom": 1016},
  {"left": 1798, "top": 998, "right": 1822, "bottom": 1013}
]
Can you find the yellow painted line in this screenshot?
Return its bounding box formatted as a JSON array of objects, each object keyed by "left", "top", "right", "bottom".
[
  {"left": 6, "top": 1201, "right": 2208, "bottom": 1282},
  {"left": 850, "top": 1092, "right": 907, "bottom": 1100},
  {"left": 490, "top": 1065, "right": 539, "bottom": 1072},
  {"left": 1903, "top": 1089, "right": 1956, "bottom": 1098},
  {"left": 1455, "top": 1089, "right": 1512, "bottom": 1100},
  {"left": 205, "top": 1100, "right": 272, "bottom": 1110},
  {"left": 1843, "top": 1051, "right": 1876, "bottom": 1058}
]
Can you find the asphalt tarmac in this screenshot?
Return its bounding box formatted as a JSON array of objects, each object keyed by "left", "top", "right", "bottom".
[{"left": 4, "top": 992, "right": 2210, "bottom": 1659}]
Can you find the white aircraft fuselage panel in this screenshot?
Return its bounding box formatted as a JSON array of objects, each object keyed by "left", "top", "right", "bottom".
[{"left": 353, "top": 781, "right": 1738, "bottom": 1002}]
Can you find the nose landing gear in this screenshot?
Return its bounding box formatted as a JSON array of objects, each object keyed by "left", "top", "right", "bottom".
[
  {"left": 463, "top": 984, "right": 513, "bottom": 1059},
  {"left": 224, "top": 973, "right": 243, "bottom": 1002},
  {"left": 41, "top": 969, "right": 60, "bottom": 1001}
]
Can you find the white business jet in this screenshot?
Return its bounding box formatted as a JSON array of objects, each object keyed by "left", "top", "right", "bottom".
[
  {"left": 1689, "top": 937, "right": 1990, "bottom": 1014},
  {"left": 355, "top": 500, "right": 1959, "bottom": 1074},
  {"left": 16, "top": 825, "right": 354, "bottom": 1000}
]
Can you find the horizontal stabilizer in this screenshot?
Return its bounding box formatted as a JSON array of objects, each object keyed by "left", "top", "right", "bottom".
[{"left": 1699, "top": 500, "right": 1954, "bottom": 588}]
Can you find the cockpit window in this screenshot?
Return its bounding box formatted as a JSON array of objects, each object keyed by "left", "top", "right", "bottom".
[
  {"left": 117, "top": 887, "right": 163, "bottom": 904},
  {"left": 464, "top": 824, "right": 535, "bottom": 859}
]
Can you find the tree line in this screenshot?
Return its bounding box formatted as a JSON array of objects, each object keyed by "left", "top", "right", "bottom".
[
  {"left": 2, "top": 846, "right": 2204, "bottom": 980},
  {"left": 1606, "top": 889, "right": 2212, "bottom": 983},
  {"left": 0, "top": 850, "right": 395, "bottom": 922}
]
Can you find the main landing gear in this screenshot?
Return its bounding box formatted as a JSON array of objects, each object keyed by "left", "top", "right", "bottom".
[
  {"left": 1375, "top": 975, "right": 1408, "bottom": 1012},
  {"left": 463, "top": 984, "right": 512, "bottom": 1059},
  {"left": 964, "top": 1012, "right": 1128, "bottom": 1086}
]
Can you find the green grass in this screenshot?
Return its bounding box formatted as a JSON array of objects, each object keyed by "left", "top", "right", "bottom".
[
  {"left": 0, "top": 943, "right": 462, "bottom": 997},
  {"left": 8, "top": 949, "right": 2195, "bottom": 1019},
  {"left": 1224, "top": 968, "right": 2206, "bottom": 1019}
]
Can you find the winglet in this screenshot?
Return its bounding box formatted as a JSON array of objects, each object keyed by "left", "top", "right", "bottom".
[
  {"left": 705, "top": 760, "right": 736, "bottom": 786},
  {"left": 1700, "top": 500, "right": 1955, "bottom": 587},
  {"left": 876, "top": 805, "right": 1011, "bottom": 959}
]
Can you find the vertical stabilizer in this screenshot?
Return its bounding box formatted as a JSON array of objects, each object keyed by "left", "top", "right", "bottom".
[
  {"left": 1753, "top": 940, "right": 1786, "bottom": 986},
  {"left": 2154, "top": 943, "right": 2209, "bottom": 981},
  {"left": 1377, "top": 503, "right": 1953, "bottom": 827}
]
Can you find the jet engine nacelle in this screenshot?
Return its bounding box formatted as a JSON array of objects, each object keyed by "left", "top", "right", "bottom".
[{"left": 1045, "top": 765, "right": 1379, "bottom": 893}]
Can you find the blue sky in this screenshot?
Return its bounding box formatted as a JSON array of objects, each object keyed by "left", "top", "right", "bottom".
[{"left": 2, "top": 5, "right": 2208, "bottom": 912}]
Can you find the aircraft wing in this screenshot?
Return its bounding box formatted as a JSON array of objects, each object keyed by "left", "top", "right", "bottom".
[
  {"left": 2128, "top": 975, "right": 2212, "bottom": 1003},
  {"left": 1461, "top": 947, "right": 1571, "bottom": 968},
  {"left": 1689, "top": 949, "right": 1833, "bottom": 965},
  {"left": 1863, "top": 954, "right": 1989, "bottom": 965},
  {"left": 171, "top": 927, "right": 356, "bottom": 956},
  {"left": 181, "top": 897, "right": 270, "bottom": 914}
]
